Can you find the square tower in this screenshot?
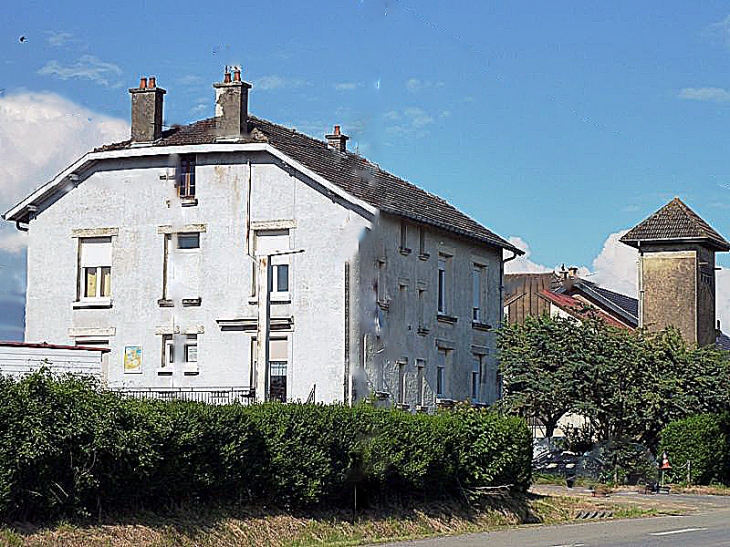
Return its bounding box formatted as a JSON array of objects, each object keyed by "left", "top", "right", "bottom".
[{"left": 620, "top": 198, "right": 730, "bottom": 346}]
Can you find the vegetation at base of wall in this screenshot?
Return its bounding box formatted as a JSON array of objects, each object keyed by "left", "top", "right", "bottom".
[
  {"left": 0, "top": 372, "right": 531, "bottom": 523},
  {"left": 497, "top": 314, "right": 730, "bottom": 452},
  {"left": 659, "top": 414, "right": 730, "bottom": 485}
]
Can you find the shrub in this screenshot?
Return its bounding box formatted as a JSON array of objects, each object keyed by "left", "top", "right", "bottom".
[
  {"left": 659, "top": 414, "right": 728, "bottom": 485},
  {"left": 0, "top": 372, "right": 531, "bottom": 521}
]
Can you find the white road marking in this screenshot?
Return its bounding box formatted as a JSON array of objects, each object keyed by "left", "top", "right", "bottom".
[{"left": 649, "top": 527, "right": 707, "bottom": 536}]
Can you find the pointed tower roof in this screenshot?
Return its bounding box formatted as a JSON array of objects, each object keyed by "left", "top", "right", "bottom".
[{"left": 620, "top": 197, "right": 730, "bottom": 251}]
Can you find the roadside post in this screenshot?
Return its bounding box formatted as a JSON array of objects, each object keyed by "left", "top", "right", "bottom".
[{"left": 660, "top": 451, "right": 672, "bottom": 486}]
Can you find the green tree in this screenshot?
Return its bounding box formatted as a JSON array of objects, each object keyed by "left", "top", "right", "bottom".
[{"left": 497, "top": 314, "right": 587, "bottom": 438}]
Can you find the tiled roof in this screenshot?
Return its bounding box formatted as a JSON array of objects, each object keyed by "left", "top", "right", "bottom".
[
  {"left": 95, "top": 116, "right": 521, "bottom": 254},
  {"left": 539, "top": 290, "right": 630, "bottom": 329},
  {"left": 573, "top": 280, "right": 639, "bottom": 324},
  {"left": 620, "top": 198, "right": 730, "bottom": 251}
]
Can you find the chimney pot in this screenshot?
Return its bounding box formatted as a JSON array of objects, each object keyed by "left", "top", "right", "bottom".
[
  {"left": 224, "top": 71, "right": 232, "bottom": 84},
  {"left": 326, "top": 125, "right": 349, "bottom": 152},
  {"left": 139, "top": 77, "right": 147, "bottom": 89},
  {"left": 233, "top": 69, "right": 241, "bottom": 82},
  {"left": 148, "top": 76, "right": 156, "bottom": 89}
]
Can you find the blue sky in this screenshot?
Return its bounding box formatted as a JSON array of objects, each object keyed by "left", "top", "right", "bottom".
[{"left": 3, "top": 1, "right": 730, "bottom": 338}]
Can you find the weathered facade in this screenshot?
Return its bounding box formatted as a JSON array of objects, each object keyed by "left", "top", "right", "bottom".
[
  {"left": 620, "top": 198, "right": 730, "bottom": 347},
  {"left": 4, "top": 70, "right": 521, "bottom": 409}
]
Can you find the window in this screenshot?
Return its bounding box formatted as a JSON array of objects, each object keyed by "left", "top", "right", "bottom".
[
  {"left": 417, "top": 286, "right": 428, "bottom": 334},
  {"left": 254, "top": 230, "right": 291, "bottom": 298},
  {"left": 376, "top": 258, "right": 387, "bottom": 306},
  {"left": 185, "top": 335, "right": 198, "bottom": 364},
  {"left": 418, "top": 227, "right": 427, "bottom": 258},
  {"left": 399, "top": 221, "right": 411, "bottom": 254},
  {"left": 161, "top": 334, "right": 174, "bottom": 370},
  {"left": 397, "top": 359, "right": 407, "bottom": 404},
  {"left": 471, "top": 355, "right": 482, "bottom": 401},
  {"left": 437, "top": 257, "right": 447, "bottom": 314},
  {"left": 178, "top": 154, "right": 196, "bottom": 198},
  {"left": 162, "top": 231, "right": 202, "bottom": 303},
  {"left": 79, "top": 237, "right": 112, "bottom": 300},
  {"left": 472, "top": 264, "right": 485, "bottom": 322},
  {"left": 416, "top": 359, "right": 425, "bottom": 406},
  {"left": 268, "top": 338, "right": 288, "bottom": 402},
  {"left": 437, "top": 349, "right": 447, "bottom": 397},
  {"left": 177, "top": 232, "right": 200, "bottom": 249}
]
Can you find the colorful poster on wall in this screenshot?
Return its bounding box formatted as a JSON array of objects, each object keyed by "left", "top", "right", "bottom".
[{"left": 124, "top": 346, "right": 142, "bottom": 374}]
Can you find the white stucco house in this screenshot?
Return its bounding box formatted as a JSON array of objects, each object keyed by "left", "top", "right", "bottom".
[{"left": 3, "top": 69, "right": 522, "bottom": 409}]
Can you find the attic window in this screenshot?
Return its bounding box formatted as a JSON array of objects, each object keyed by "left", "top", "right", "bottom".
[{"left": 178, "top": 155, "right": 196, "bottom": 199}]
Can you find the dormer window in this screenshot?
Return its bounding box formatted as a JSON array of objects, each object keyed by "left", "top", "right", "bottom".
[{"left": 178, "top": 155, "right": 196, "bottom": 199}]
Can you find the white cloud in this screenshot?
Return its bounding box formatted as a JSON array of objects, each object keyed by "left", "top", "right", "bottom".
[
  {"left": 0, "top": 227, "right": 28, "bottom": 253},
  {"left": 589, "top": 230, "right": 639, "bottom": 297},
  {"left": 504, "top": 236, "right": 553, "bottom": 274},
  {"left": 177, "top": 74, "right": 203, "bottom": 86},
  {"left": 384, "top": 107, "right": 435, "bottom": 138},
  {"left": 405, "top": 78, "right": 445, "bottom": 93},
  {"left": 0, "top": 92, "right": 128, "bottom": 212},
  {"left": 256, "top": 75, "right": 308, "bottom": 91},
  {"left": 38, "top": 55, "right": 123, "bottom": 87},
  {"left": 46, "top": 31, "right": 74, "bottom": 47},
  {"left": 704, "top": 15, "right": 730, "bottom": 45},
  {"left": 677, "top": 87, "right": 730, "bottom": 103},
  {"left": 335, "top": 82, "right": 359, "bottom": 91}
]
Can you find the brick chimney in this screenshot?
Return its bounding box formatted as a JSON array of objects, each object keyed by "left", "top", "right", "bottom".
[
  {"left": 325, "top": 125, "right": 349, "bottom": 152},
  {"left": 213, "top": 67, "right": 252, "bottom": 141},
  {"left": 129, "top": 76, "right": 166, "bottom": 142}
]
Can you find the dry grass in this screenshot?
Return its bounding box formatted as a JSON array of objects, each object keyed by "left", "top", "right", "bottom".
[{"left": 0, "top": 493, "right": 667, "bottom": 547}]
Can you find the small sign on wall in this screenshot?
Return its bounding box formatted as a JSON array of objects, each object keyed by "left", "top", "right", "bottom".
[{"left": 123, "top": 346, "right": 142, "bottom": 374}]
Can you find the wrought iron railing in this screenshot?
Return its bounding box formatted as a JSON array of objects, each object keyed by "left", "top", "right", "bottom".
[{"left": 112, "top": 386, "right": 255, "bottom": 405}]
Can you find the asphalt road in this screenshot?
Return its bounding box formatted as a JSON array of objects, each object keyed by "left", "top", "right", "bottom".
[{"left": 378, "top": 495, "right": 730, "bottom": 547}]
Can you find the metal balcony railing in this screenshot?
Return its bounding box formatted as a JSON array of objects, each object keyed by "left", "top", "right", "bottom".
[{"left": 112, "top": 386, "right": 254, "bottom": 405}]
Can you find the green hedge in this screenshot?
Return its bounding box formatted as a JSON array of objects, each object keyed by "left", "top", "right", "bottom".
[
  {"left": 0, "top": 372, "right": 531, "bottom": 521},
  {"left": 658, "top": 414, "right": 730, "bottom": 485}
]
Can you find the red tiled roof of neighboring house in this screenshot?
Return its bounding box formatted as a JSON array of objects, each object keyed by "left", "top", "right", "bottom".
[{"left": 539, "top": 290, "right": 630, "bottom": 329}]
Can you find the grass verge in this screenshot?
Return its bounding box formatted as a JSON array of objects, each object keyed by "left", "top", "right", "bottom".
[{"left": 0, "top": 492, "right": 672, "bottom": 547}]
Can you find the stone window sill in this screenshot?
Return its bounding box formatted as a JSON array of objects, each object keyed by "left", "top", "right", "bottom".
[
  {"left": 417, "top": 326, "right": 430, "bottom": 336},
  {"left": 182, "top": 297, "right": 202, "bottom": 307},
  {"left": 398, "top": 247, "right": 412, "bottom": 256},
  {"left": 181, "top": 197, "right": 198, "bottom": 207},
  {"left": 415, "top": 404, "right": 429, "bottom": 413},
  {"left": 73, "top": 298, "right": 112, "bottom": 309},
  {"left": 377, "top": 300, "right": 390, "bottom": 311},
  {"left": 418, "top": 252, "right": 430, "bottom": 261},
  {"left": 158, "top": 298, "right": 174, "bottom": 308},
  {"left": 437, "top": 313, "right": 458, "bottom": 324},
  {"left": 184, "top": 366, "right": 199, "bottom": 375},
  {"left": 472, "top": 321, "right": 492, "bottom": 331},
  {"left": 157, "top": 368, "right": 173, "bottom": 375}
]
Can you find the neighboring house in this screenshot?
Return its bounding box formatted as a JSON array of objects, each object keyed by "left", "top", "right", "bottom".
[
  {"left": 0, "top": 341, "right": 109, "bottom": 380},
  {"left": 507, "top": 198, "right": 730, "bottom": 348},
  {"left": 620, "top": 197, "right": 730, "bottom": 347},
  {"left": 505, "top": 267, "right": 637, "bottom": 329},
  {"left": 3, "top": 70, "right": 522, "bottom": 409}
]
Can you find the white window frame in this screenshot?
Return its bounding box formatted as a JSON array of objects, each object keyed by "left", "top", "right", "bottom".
[
  {"left": 437, "top": 257, "right": 447, "bottom": 314},
  {"left": 472, "top": 264, "right": 485, "bottom": 323},
  {"left": 78, "top": 237, "right": 112, "bottom": 304},
  {"left": 471, "top": 354, "right": 482, "bottom": 402},
  {"left": 254, "top": 229, "right": 292, "bottom": 302},
  {"left": 416, "top": 359, "right": 425, "bottom": 407},
  {"left": 436, "top": 348, "right": 447, "bottom": 397},
  {"left": 184, "top": 334, "right": 198, "bottom": 373}
]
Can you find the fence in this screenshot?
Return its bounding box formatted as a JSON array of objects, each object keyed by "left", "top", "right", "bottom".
[{"left": 112, "top": 386, "right": 255, "bottom": 405}]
